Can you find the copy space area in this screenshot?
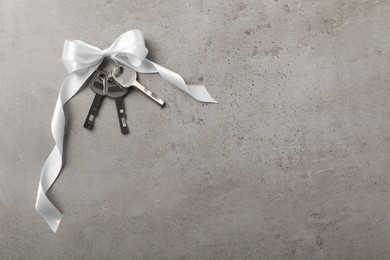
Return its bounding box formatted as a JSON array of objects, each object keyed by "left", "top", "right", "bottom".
[{"left": 1, "top": 0, "right": 389, "bottom": 259}]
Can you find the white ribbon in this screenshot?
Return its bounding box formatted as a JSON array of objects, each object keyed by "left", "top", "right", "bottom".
[{"left": 35, "top": 29, "right": 216, "bottom": 232}]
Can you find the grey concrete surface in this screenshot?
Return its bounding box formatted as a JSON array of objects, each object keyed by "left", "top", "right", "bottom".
[{"left": 1, "top": 0, "right": 389, "bottom": 259}]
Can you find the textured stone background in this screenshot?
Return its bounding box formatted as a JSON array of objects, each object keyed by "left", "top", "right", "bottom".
[{"left": 1, "top": 0, "right": 389, "bottom": 259}]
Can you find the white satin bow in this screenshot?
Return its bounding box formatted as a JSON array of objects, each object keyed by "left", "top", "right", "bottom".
[{"left": 35, "top": 29, "right": 216, "bottom": 232}]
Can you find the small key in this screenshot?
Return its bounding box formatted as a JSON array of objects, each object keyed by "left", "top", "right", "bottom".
[
  {"left": 84, "top": 58, "right": 117, "bottom": 130},
  {"left": 105, "top": 77, "right": 130, "bottom": 134},
  {"left": 111, "top": 65, "right": 165, "bottom": 106}
]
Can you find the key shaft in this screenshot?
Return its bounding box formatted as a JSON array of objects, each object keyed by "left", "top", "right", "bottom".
[
  {"left": 84, "top": 93, "right": 104, "bottom": 129},
  {"left": 115, "top": 97, "right": 129, "bottom": 134}
]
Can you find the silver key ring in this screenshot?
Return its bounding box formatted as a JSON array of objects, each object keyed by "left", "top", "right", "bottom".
[
  {"left": 98, "top": 57, "right": 121, "bottom": 95},
  {"left": 102, "top": 57, "right": 120, "bottom": 80}
]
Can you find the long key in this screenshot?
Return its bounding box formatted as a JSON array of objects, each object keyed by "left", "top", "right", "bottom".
[
  {"left": 104, "top": 72, "right": 130, "bottom": 135},
  {"left": 114, "top": 97, "right": 129, "bottom": 134},
  {"left": 111, "top": 66, "right": 165, "bottom": 106},
  {"left": 84, "top": 93, "right": 104, "bottom": 129},
  {"left": 84, "top": 58, "right": 116, "bottom": 130}
]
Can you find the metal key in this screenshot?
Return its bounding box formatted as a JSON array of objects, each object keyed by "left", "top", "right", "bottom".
[
  {"left": 111, "top": 65, "right": 165, "bottom": 106},
  {"left": 84, "top": 58, "right": 117, "bottom": 129},
  {"left": 105, "top": 77, "right": 129, "bottom": 134},
  {"left": 83, "top": 76, "right": 106, "bottom": 130},
  {"left": 84, "top": 58, "right": 130, "bottom": 134}
]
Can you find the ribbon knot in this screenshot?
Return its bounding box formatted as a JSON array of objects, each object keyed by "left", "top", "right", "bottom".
[
  {"left": 35, "top": 29, "right": 216, "bottom": 233},
  {"left": 101, "top": 49, "right": 110, "bottom": 57}
]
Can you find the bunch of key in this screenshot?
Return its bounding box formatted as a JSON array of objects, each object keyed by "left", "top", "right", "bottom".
[{"left": 84, "top": 58, "right": 165, "bottom": 134}]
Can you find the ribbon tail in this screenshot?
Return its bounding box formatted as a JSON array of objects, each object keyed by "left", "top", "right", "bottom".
[
  {"left": 35, "top": 147, "right": 63, "bottom": 232},
  {"left": 35, "top": 65, "right": 98, "bottom": 232},
  {"left": 147, "top": 60, "right": 217, "bottom": 103}
]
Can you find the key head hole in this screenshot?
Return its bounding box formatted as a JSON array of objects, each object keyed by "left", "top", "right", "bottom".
[{"left": 115, "top": 66, "right": 124, "bottom": 77}]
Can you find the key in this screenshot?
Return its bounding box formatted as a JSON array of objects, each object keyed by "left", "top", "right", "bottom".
[
  {"left": 84, "top": 58, "right": 117, "bottom": 130},
  {"left": 111, "top": 65, "right": 165, "bottom": 106},
  {"left": 105, "top": 77, "right": 130, "bottom": 134},
  {"left": 83, "top": 73, "right": 107, "bottom": 130}
]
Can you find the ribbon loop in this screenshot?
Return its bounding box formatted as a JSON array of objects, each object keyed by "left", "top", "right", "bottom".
[{"left": 36, "top": 29, "right": 216, "bottom": 232}]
